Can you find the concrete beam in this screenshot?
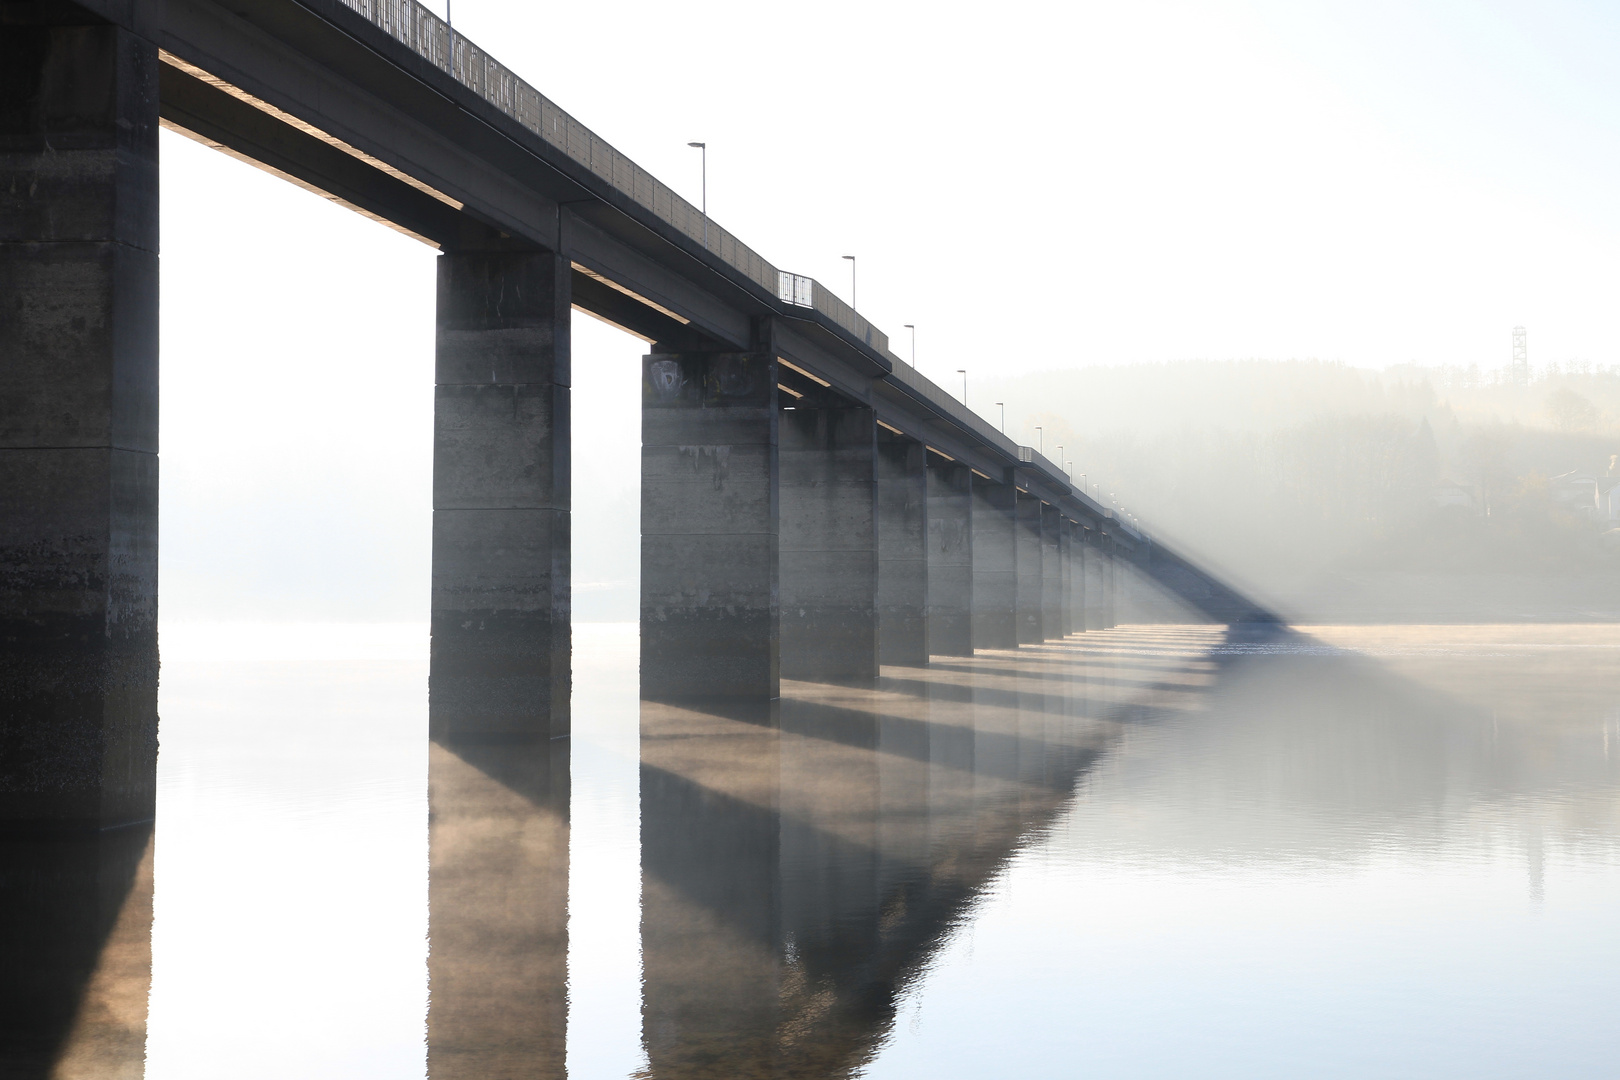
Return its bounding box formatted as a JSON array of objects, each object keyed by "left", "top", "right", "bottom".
[
  {"left": 971, "top": 481, "right": 1018, "bottom": 650},
  {"left": 641, "top": 350, "right": 779, "bottom": 699},
  {"left": 780, "top": 405, "right": 879, "bottom": 680},
  {"left": 926, "top": 459, "right": 973, "bottom": 657},
  {"left": 876, "top": 432, "right": 929, "bottom": 667},
  {"left": 431, "top": 247, "right": 571, "bottom": 741},
  {"left": 0, "top": 10, "right": 160, "bottom": 828}
]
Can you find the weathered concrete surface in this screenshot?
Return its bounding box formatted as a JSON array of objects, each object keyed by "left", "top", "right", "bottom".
[
  {"left": 971, "top": 480, "right": 1018, "bottom": 650},
  {"left": 0, "top": 10, "right": 160, "bottom": 828},
  {"left": 1015, "top": 493, "right": 1045, "bottom": 644},
  {"left": 431, "top": 248, "right": 571, "bottom": 741},
  {"left": 876, "top": 433, "right": 928, "bottom": 667},
  {"left": 1068, "top": 524, "right": 1087, "bottom": 634},
  {"left": 642, "top": 352, "right": 779, "bottom": 699},
  {"left": 780, "top": 405, "right": 878, "bottom": 680},
  {"left": 926, "top": 460, "right": 973, "bottom": 657},
  {"left": 1040, "top": 504, "right": 1062, "bottom": 641},
  {"left": 1058, "top": 520, "right": 1073, "bottom": 637},
  {"left": 1084, "top": 531, "right": 1106, "bottom": 631},
  {"left": 428, "top": 739, "right": 568, "bottom": 1079}
]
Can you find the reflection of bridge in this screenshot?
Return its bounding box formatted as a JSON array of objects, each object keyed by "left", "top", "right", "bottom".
[{"left": 4, "top": 0, "right": 1274, "bottom": 835}]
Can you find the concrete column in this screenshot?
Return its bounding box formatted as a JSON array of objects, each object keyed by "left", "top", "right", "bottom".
[
  {"left": 780, "top": 404, "right": 878, "bottom": 680},
  {"left": 1069, "top": 524, "right": 1087, "bottom": 633},
  {"left": 1108, "top": 543, "right": 1121, "bottom": 627},
  {"left": 876, "top": 433, "right": 928, "bottom": 667},
  {"left": 1088, "top": 531, "right": 1106, "bottom": 631},
  {"left": 431, "top": 248, "right": 571, "bottom": 741},
  {"left": 926, "top": 460, "right": 973, "bottom": 657},
  {"left": 1040, "top": 505, "right": 1062, "bottom": 641},
  {"left": 0, "top": 10, "right": 160, "bottom": 828},
  {"left": 1101, "top": 537, "right": 1118, "bottom": 629},
  {"left": 1014, "top": 492, "right": 1044, "bottom": 644},
  {"left": 642, "top": 352, "right": 778, "bottom": 699},
  {"left": 1058, "top": 520, "right": 1073, "bottom": 637},
  {"left": 971, "top": 480, "right": 1018, "bottom": 650}
]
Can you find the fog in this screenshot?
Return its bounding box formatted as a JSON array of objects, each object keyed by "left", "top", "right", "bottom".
[{"left": 156, "top": 0, "right": 1620, "bottom": 626}]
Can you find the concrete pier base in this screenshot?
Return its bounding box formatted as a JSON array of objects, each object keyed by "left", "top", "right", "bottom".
[
  {"left": 1040, "top": 505, "right": 1062, "bottom": 641},
  {"left": 642, "top": 352, "right": 779, "bottom": 699},
  {"left": 0, "top": 9, "right": 160, "bottom": 828},
  {"left": 1015, "top": 493, "right": 1045, "bottom": 644},
  {"left": 780, "top": 405, "right": 879, "bottom": 680},
  {"left": 971, "top": 480, "right": 1018, "bottom": 650},
  {"left": 431, "top": 248, "right": 571, "bottom": 741},
  {"left": 876, "top": 433, "right": 928, "bottom": 667},
  {"left": 1058, "top": 519, "right": 1073, "bottom": 637},
  {"left": 926, "top": 460, "right": 973, "bottom": 657}
]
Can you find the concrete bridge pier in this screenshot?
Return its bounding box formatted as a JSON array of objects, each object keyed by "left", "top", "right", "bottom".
[
  {"left": 1102, "top": 537, "right": 1119, "bottom": 629},
  {"left": 430, "top": 246, "right": 571, "bottom": 741},
  {"left": 1069, "top": 524, "right": 1088, "bottom": 633},
  {"left": 1058, "top": 519, "right": 1073, "bottom": 637},
  {"left": 1014, "top": 492, "right": 1045, "bottom": 644},
  {"left": 876, "top": 432, "right": 929, "bottom": 667},
  {"left": 926, "top": 460, "right": 973, "bottom": 657},
  {"left": 641, "top": 350, "right": 779, "bottom": 699},
  {"left": 1040, "top": 504, "right": 1063, "bottom": 641},
  {"left": 1, "top": 8, "right": 160, "bottom": 828},
  {"left": 971, "top": 480, "right": 1019, "bottom": 650},
  {"left": 1083, "top": 530, "right": 1104, "bottom": 631},
  {"left": 779, "top": 402, "right": 879, "bottom": 681}
]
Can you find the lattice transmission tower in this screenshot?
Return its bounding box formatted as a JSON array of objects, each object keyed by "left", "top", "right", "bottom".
[{"left": 1511, "top": 326, "right": 1529, "bottom": 386}]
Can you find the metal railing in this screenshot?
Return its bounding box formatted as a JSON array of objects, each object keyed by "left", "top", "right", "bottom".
[{"left": 334, "top": 0, "right": 892, "bottom": 352}]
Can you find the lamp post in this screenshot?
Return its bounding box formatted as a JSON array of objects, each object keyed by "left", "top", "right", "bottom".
[
  {"left": 903, "top": 324, "right": 915, "bottom": 366},
  {"left": 842, "top": 255, "right": 856, "bottom": 310},
  {"left": 957, "top": 369, "right": 967, "bottom": 406},
  {"left": 995, "top": 401, "right": 1004, "bottom": 432},
  {"left": 1035, "top": 426, "right": 1043, "bottom": 454},
  {"left": 687, "top": 142, "right": 707, "bottom": 250}
]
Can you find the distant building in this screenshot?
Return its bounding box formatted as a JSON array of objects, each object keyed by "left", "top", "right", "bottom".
[
  {"left": 1431, "top": 480, "right": 1476, "bottom": 511},
  {"left": 1549, "top": 471, "right": 1600, "bottom": 517}
]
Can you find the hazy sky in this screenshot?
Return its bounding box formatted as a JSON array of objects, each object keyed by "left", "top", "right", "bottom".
[{"left": 157, "top": 0, "right": 1620, "bottom": 619}]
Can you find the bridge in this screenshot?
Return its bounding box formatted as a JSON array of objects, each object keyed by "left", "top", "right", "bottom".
[{"left": 1, "top": 0, "right": 1275, "bottom": 830}]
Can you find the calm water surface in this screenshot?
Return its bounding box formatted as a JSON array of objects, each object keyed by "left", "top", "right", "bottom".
[{"left": 129, "top": 622, "right": 1620, "bottom": 1077}]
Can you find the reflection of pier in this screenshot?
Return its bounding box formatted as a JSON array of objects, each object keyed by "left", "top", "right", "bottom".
[{"left": 639, "top": 627, "right": 1224, "bottom": 1078}]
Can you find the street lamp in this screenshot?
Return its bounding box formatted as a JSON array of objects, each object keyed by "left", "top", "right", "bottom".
[
  {"left": 995, "top": 401, "right": 1004, "bottom": 432},
  {"left": 956, "top": 369, "right": 967, "bottom": 406},
  {"left": 842, "top": 255, "right": 856, "bottom": 310},
  {"left": 903, "top": 324, "right": 916, "bottom": 366},
  {"left": 687, "top": 142, "right": 707, "bottom": 250}
]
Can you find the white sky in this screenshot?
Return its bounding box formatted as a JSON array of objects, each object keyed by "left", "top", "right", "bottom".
[{"left": 157, "top": 0, "right": 1620, "bottom": 619}]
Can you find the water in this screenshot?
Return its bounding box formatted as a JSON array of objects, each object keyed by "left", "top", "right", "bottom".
[{"left": 16, "top": 622, "right": 1620, "bottom": 1077}]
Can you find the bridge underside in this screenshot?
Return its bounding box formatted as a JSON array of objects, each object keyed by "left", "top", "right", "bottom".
[{"left": 0, "top": 0, "right": 1275, "bottom": 830}]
